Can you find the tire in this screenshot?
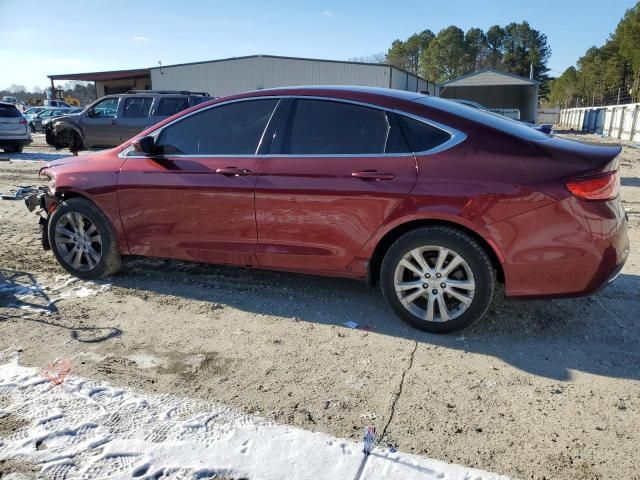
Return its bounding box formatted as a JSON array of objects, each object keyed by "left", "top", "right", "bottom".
[
  {"left": 56, "top": 129, "right": 84, "bottom": 152},
  {"left": 48, "top": 197, "right": 122, "bottom": 280},
  {"left": 380, "top": 227, "right": 495, "bottom": 333},
  {"left": 45, "top": 129, "right": 55, "bottom": 146},
  {"left": 2, "top": 144, "right": 23, "bottom": 153}
]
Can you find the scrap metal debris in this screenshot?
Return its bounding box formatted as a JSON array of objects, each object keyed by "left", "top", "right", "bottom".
[
  {"left": 363, "top": 426, "right": 376, "bottom": 455},
  {"left": 41, "top": 358, "right": 72, "bottom": 385},
  {"left": 1, "top": 185, "right": 40, "bottom": 200}
]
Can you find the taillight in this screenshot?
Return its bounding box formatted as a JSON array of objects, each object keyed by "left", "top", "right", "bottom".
[
  {"left": 19, "top": 118, "right": 26, "bottom": 124},
  {"left": 566, "top": 171, "right": 620, "bottom": 201}
]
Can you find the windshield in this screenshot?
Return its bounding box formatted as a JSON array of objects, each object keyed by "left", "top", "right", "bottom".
[{"left": 416, "top": 96, "right": 549, "bottom": 141}]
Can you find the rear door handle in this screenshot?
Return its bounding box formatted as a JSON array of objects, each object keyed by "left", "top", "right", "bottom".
[
  {"left": 215, "top": 167, "right": 252, "bottom": 176},
  {"left": 351, "top": 170, "right": 395, "bottom": 181}
]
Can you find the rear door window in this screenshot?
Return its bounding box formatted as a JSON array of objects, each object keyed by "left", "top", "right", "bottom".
[
  {"left": 283, "top": 99, "right": 401, "bottom": 155},
  {"left": 396, "top": 114, "right": 451, "bottom": 152},
  {"left": 156, "top": 97, "right": 190, "bottom": 117},
  {"left": 0, "top": 104, "right": 21, "bottom": 117},
  {"left": 123, "top": 97, "right": 154, "bottom": 118},
  {"left": 155, "top": 99, "right": 278, "bottom": 155}
]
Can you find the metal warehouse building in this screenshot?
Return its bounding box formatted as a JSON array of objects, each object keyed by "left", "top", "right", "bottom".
[
  {"left": 439, "top": 69, "right": 539, "bottom": 123},
  {"left": 48, "top": 55, "right": 437, "bottom": 98}
]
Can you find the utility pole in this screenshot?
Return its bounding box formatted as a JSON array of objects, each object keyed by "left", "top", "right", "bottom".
[{"left": 617, "top": 87, "right": 621, "bottom": 105}]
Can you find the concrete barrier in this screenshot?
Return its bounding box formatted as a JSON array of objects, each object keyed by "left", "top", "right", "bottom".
[{"left": 559, "top": 103, "right": 640, "bottom": 141}]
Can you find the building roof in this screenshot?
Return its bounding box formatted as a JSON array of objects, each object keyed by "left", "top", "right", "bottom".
[
  {"left": 149, "top": 54, "right": 431, "bottom": 83},
  {"left": 48, "top": 68, "right": 151, "bottom": 82},
  {"left": 440, "top": 68, "right": 539, "bottom": 87},
  {"left": 48, "top": 55, "right": 433, "bottom": 85}
]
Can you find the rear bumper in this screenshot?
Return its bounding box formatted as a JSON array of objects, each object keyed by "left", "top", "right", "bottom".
[
  {"left": 0, "top": 137, "right": 32, "bottom": 147},
  {"left": 490, "top": 196, "right": 630, "bottom": 298}
]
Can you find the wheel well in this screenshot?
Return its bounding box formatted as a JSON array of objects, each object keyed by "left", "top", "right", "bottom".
[
  {"left": 368, "top": 220, "right": 504, "bottom": 286},
  {"left": 53, "top": 191, "right": 102, "bottom": 215},
  {"left": 55, "top": 127, "right": 83, "bottom": 150},
  {"left": 55, "top": 190, "right": 85, "bottom": 202}
]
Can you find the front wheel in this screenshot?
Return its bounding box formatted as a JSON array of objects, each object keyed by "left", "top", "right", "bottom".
[
  {"left": 380, "top": 227, "right": 495, "bottom": 333},
  {"left": 48, "top": 198, "right": 122, "bottom": 279}
]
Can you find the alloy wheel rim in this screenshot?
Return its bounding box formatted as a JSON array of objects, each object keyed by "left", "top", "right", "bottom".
[
  {"left": 54, "top": 212, "right": 102, "bottom": 271},
  {"left": 393, "top": 245, "right": 475, "bottom": 322}
]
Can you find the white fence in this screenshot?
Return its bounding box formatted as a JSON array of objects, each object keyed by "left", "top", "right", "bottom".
[
  {"left": 558, "top": 103, "right": 640, "bottom": 142},
  {"left": 538, "top": 108, "right": 560, "bottom": 124}
]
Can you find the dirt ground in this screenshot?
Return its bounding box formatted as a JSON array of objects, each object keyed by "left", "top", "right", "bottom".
[{"left": 1, "top": 133, "right": 639, "bottom": 480}]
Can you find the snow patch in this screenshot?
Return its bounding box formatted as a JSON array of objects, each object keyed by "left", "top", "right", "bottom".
[
  {"left": 1, "top": 274, "right": 110, "bottom": 314},
  {"left": 0, "top": 356, "right": 508, "bottom": 479}
]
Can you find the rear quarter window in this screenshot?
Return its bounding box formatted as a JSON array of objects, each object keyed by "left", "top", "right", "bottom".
[
  {"left": 0, "top": 105, "right": 21, "bottom": 117},
  {"left": 396, "top": 114, "right": 452, "bottom": 152}
]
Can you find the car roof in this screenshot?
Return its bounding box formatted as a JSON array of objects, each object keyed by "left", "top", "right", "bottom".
[
  {"left": 0, "top": 101, "right": 19, "bottom": 108},
  {"left": 236, "top": 85, "right": 426, "bottom": 102}
]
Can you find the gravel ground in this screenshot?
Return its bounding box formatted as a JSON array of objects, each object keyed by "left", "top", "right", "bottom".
[{"left": 1, "top": 133, "right": 639, "bottom": 479}]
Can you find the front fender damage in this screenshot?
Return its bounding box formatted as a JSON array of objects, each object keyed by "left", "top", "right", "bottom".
[{"left": 24, "top": 189, "right": 57, "bottom": 251}]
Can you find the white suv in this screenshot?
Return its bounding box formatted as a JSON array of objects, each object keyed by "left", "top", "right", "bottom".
[{"left": 0, "top": 102, "right": 32, "bottom": 153}]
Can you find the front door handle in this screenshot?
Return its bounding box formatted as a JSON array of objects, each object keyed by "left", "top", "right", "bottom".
[
  {"left": 215, "top": 167, "right": 252, "bottom": 176},
  {"left": 351, "top": 170, "right": 395, "bottom": 181}
]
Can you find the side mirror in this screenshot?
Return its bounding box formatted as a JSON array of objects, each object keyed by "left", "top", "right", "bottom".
[
  {"left": 131, "top": 135, "right": 156, "bottom": 155},
  {"left": 87, "top": 109, "right": 97, "bottom": 118}
]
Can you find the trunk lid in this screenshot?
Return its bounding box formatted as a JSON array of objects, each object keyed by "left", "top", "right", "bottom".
[
  {"left": 0, "top": 104, "right": 27, "bottom": 136},
  {"left": 533, "top": 136, "right": 622, "bottom": 176}
]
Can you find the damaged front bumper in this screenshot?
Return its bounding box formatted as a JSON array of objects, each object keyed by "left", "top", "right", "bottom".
[{"left": 24, "top": 188, "right": 56, "bottom": 251}]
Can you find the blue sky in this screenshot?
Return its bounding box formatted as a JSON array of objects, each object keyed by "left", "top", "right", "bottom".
[{"left": 0, "top": 0, "right": 636, "bottom": 89}]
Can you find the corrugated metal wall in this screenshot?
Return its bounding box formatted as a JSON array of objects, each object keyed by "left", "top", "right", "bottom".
[
  {"left": 389, "top": 68, "right": 436, "bottom": 95},
  {"left": 150, "top": 56, "right": 434, "bottom": 97},
  {"left": 439, "top": 85, "right": 539, "bottom": 122}
]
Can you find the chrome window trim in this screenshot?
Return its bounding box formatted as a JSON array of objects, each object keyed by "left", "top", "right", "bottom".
[{"left": 118, "top": 94, "right": 466, "bottom": 159}]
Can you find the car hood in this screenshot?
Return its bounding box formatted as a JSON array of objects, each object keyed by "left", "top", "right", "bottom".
[
  {"left": 46, "top": 155, "right": 88, "bottom": 168},
  {"left": 45, "top": 147, "right": 121, "bottom": 169},
  {"left": 56, "top": 112, "right": 82, "bottom": 124}
]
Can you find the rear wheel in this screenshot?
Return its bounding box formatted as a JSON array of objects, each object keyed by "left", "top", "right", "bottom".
[
  {"left": 380, "top": 227, "right": 495, "bottom": 333},
  {"left": 2, "top": 144, "right": 23, "bottom": 153},
  {"left": 48, "top": 198, "right": 122, "bottom": 279}
]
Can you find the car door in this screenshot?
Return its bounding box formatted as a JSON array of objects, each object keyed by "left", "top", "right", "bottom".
[
  {"left": 117, "top": 98, "right": 280, "bottom": 266},
  {"left": 81, "top": 97, "right": 121, "bottom": 147},
  {"left": 254, "top": 98, "right": 418, "bottom": 273},
  {"left": 114, "top": 96, "right": 155, "bottom": 142}
]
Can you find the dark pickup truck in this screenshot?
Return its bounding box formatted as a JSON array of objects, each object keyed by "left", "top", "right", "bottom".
[{"left": 47, "top": 90, "right": 213, "bottom": 150}]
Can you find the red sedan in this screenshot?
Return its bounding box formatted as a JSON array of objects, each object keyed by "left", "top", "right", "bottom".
[{"left": 26, "top": 86, "right": 629, "bottom": 333}]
